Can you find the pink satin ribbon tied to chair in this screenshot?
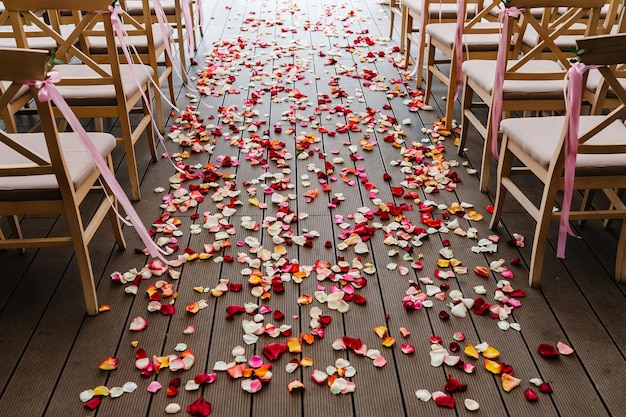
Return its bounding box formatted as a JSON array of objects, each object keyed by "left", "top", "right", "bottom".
[
  {"left": 453, "top": 0, "right": 467, "bottom": 100},
  {"left": 22, "top": 73, "right": 173, "bottom": 265},
  {"left": 490, "top": 6, "right": 524, "bottom": 159},
  {"left": 557, "top": 62, "right": 601, "bottom": 258}
]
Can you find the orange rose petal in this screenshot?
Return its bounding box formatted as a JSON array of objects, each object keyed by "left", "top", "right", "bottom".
[
  {"left": 98, "top": 305, "right": 111, "bottom": 312},
  {"left": 300, "top": 357, "right": 314, "bottom": 367},
  {"left": 484, "top": 359, "right": 502, "bottom": 374},
  {"left": 464, "top": 344, "right": 480, "bottom": 359},
  {"left": 302, "top": 333, "right": 315, "bottom": 345},
  {"left": 382, "top": 336, "right": 396, "bottom": 347},
  {"left": 287, "top": 338, "right": 302, "bottom": 353},
  {"left": 399, "top": 327, "right": 410, "bottom": 338},
  {"left": 482, "top": 346, "right": 501, "bottom": 359},
  {"left": 374, "top": 326, "right": 388, "bottom": 339},
  {"left": 98, "top": 356, "right": 118, "bottom": 371},
  {"left": 501, "top": 373, "right": 521, "bottom": 392}
]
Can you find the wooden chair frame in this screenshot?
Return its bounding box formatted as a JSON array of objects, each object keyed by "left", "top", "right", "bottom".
[
  {"left": 0, "top": 47, "right": 126, "bottom": 315},
  {"left": 121, "top": 0, "right": 203, "bottom": 85},
  {"left": 423, "top": 0, "right": 503, "bottom": 128},
  {"left": 489, "top": 32, "right": 626, "bottom": 287},
  {"left": 4, "top": 0, "right": 157, "bottom": 201},
  {"left": 403, "top": 0, "right": 470, "bottom": 87},
  {"left": 458, "top": 0, "right": 605, "bottom": 192},
  {"left": 56, "top": 0, "right": 176, "bottom": 134}
]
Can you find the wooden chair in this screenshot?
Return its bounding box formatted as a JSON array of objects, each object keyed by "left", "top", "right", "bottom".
[
  {"left": 459, "top": 0, "right": 605, "bottom": 192},
  {"left": 122, "top": 0, "right": 202, "bottom": 84},
  {"left": 489, "top": 32, "right": 626, "bottom": 287},
  {"left": 422, "top": 0, "right": 503, "bottom": 128},
  {"left": 4, "top": 0, "right": 157, "bottom": 201},
  {"left": 0, "top": 8, "right": 75, "bottom": 133},
  {"left": 58, "top": 0, "right": 176, "bottom": 134},
  {"left": 402, "top": 0, "right": 479, "bottom": 87},
  {"left": 0, "top": 47, "right": 126, "bottom": 315}
]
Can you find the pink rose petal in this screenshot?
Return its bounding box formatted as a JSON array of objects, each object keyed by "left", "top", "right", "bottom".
[
  {"left": 147, "top": 381, "right": 162, "bottom": 393},
  {"left": 557, "top": 341, "right": 574, "bottom": 355}
]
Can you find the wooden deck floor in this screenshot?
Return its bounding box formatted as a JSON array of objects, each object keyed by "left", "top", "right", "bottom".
[{"left": 1, "top": 1, "right": 625, "bottom": 416}]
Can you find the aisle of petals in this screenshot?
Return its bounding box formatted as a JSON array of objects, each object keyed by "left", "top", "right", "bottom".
[{"left": 79, "top": 1, "right": 574, "bottom": 415}]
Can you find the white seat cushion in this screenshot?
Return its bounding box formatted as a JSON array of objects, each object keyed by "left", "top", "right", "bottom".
[
  {"left": 462, "top": 59, "right": 566, "bottom": 99},
  {"left": 500, "top": 116, "right": 626, "bottom": 176},
  {"left": 52, "top": 63, "right": 154, "bottom": 106},
  {"left": 0, "top": 132, "right": 116, "bottom": 200},
  {"left": 426, "top": 22, "right": 502, "bottom": 51},
  {"left": 404, "top": 0, "right": 479, "bottom": 20}
]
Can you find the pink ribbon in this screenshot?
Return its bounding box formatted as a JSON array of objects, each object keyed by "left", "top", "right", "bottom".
[
  {"left": 490, "top": 7, "right": 524, "bottom": 159},
  {"left": 22, "top": 73, "right": 172, "bottom": 265},
  {"left": 453, "top": 0, "right": 467, "bottom": 100},
  {"left": 180, "top": 0, "right": 195, "bottom": 63},
  {"left": 557, "top": 62, "right": 601, "bottom": 258},
  {"left": 97, "top": 4, "right": 186, "bottom": 173}
]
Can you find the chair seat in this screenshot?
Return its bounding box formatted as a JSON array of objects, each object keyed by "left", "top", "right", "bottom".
[
  {"left": 462, "top": 59, "right": 565, "bottom": 99},
  {"left": 86, "top": 23, "right": 171, "bottom": 55},
  {"left": 0, "top": 24, "right": 77, "bottom": 50},
  {"left": 426, "top": 22, "right": 501, "bottom": 51},
  {"left": 404, "top": 0, "right": 478, "bottom": 20},
  {"left": 53, "top": 63, "right": 154, "bottom": 106},
  {"left": 0, "top": 132, "right": 116, "bottom": 201},
  {"left": 500, "top": 115, "right": 626, "bottom": 176}
]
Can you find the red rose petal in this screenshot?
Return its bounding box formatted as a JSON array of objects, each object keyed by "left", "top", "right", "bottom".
[
  {"left": 537, "top": 344, "right": 560, "bottom": 358},
  {"left": 187, "top": 396, "right": 212, "bottom": 416},
  {"left": 84, "top": 396, "right": 101, "bottom": 410},
  {"left": 524, "top": 388, "right": 539, "bottom": 402},
  {"left": 262, "top": 342, "right": 288, "bottom": 361},
  {"left": 434, "top": 393, "right": 456, "bottom": 408},
  {"left": 539, "top": 382, "right": 554, "bottom": 394}
]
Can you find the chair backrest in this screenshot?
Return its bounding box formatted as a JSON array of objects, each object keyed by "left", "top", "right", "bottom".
[
  {"left": 501, "top": 0, "right": 606, "bottom": 78},
  {"left": 575, "top": 33, "right": 626, "bottom": 151},
  {"left": 3, "top": 0, "right": 123, "bottom": 91},
  {"left": 0, "top": 48, "right": 72, "bottom": 193}
]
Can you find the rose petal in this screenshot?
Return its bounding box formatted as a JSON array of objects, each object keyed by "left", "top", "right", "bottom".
[
  {"left": 524, "top": 388, "right": 539, "bottom": 402},
  {"left": 432, "top": 391, "right": 455, "bottom": 408},
  {"left": 129, "top": 316, "right": 147, "bottom": 331},
  {"left": 147, "top": 381, "right": 162, "bottom": 393},
  {"left": 557, "top": 341, "right": 574, "bottom": 355},
  {"left": 415, "top": 389, "right": 431, "bottom": 402},
  {"left": 464, "top": 398, "right": 480, "bottom": 411},
  {"left": 501, "top": 373, "right": 521, "bottom": 392}
]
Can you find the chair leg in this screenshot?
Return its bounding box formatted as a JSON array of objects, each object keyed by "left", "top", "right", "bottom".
[
  {"left": 444, "top": 57, "right": 456, "bottom": 130},
  {"left": 389, "top": 7, "right": 395, "bottom": 39},
  {"left": 423, "top": 42, "right": 436, "bottom": 103},
  {"left": 458, "top": 78, "right": 473, "bottom": 155},
  {"left": 489, "top": 137, "right": 513, "bottom": 230},
  {"left": 64, "top": 205, "right": 99, "bottom": 315},
  {"left": 415, "top": 27, "right": 427, "bottom": 87},
  {"left": 104, "top": 155, "right": 127, "bottom": 250},
  {"left": 528, "top": 176, "right": 560, "bottom": 287},
  {"left": 153, "top": 84, "right": 166, "bottom": 135},
  {"left": 403, "top": 11, "right": 413, "bottom": 65},
  {"left": 144, "top": 88, "right": 158, "bottom": 162},
  {"left": 479, "top": 104, "right": 497, "bottom": 192},
  {"left": 176, "top": 21, "right": 189, "bottom": 84}
]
